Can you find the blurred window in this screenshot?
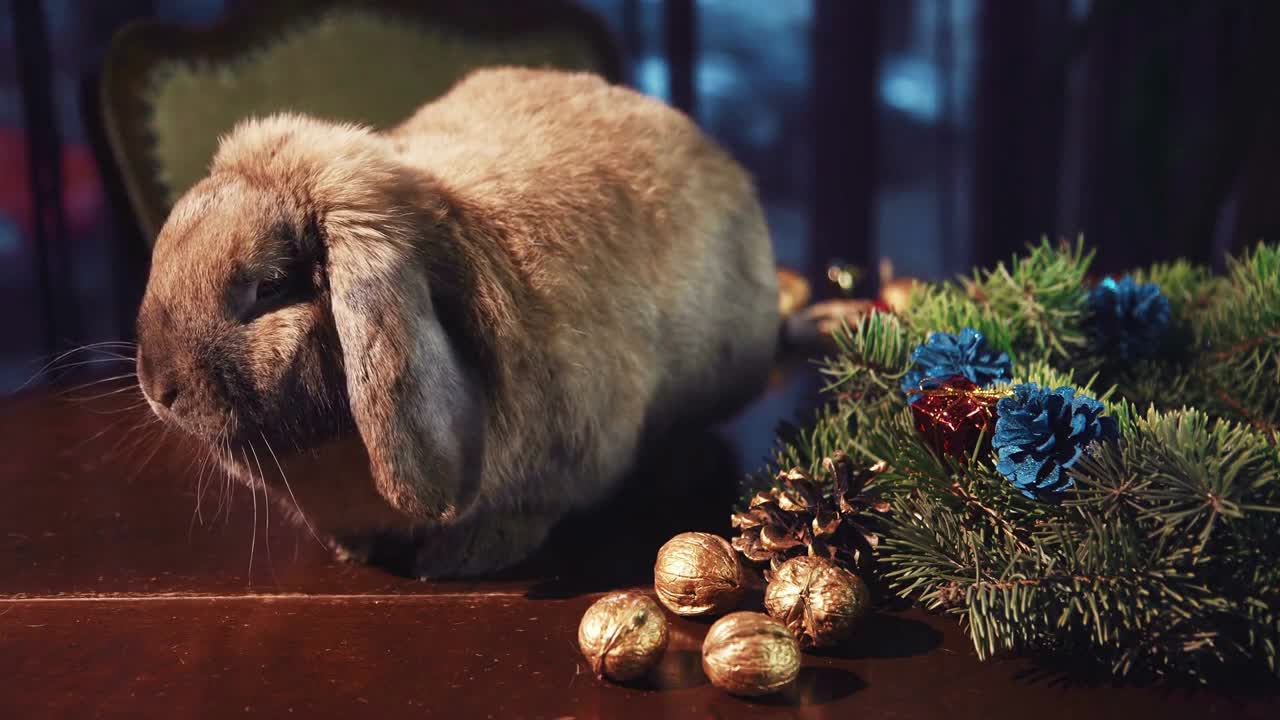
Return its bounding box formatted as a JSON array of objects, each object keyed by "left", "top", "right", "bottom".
[
  {"left": 3, "top": 0, "right": 985, "bottom": 394},
  {"left": 876, "top": 0, "right": 978, "bottom": 281}
]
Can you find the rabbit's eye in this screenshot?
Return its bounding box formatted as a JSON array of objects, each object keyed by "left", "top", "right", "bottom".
[
  {"left": 238, "top": 267, "right": 307, "bottom": 322},
  {"left": 254, "top": 275, "right": 286, "bottom": 304}
]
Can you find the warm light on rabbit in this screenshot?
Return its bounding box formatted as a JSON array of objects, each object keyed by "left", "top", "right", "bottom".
[{"left": 134, "top": 67, "right": 780, "bottom": 577}]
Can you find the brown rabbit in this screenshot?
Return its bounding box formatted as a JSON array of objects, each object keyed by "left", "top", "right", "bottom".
[{"left": 135, "top": 67, "right": 780, "bottom": 577}]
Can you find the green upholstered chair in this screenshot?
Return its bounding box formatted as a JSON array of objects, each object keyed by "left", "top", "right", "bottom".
[{"left": 97, "top": 0, "right": 622, "bottom": 243}]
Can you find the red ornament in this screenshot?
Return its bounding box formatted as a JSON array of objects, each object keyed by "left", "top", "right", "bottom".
[{"left": 908, "top": 376, "right": 1000, "bottom": 462}]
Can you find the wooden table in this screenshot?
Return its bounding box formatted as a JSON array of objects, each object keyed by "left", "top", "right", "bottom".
[{"left": 1, "top": 370, "right": 1276, "bottom": 719}]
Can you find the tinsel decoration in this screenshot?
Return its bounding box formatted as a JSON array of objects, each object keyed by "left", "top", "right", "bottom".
[
  {"left": 992, "top": 383, "right": 1119, "bottom": 498},
  {"left": 1086, "top": 275, "right": 1172, "bottom": 360},
  {"left": 899, "top": 327, "right": 1013, "bottom": 395},
  {"left": 730, "top": 451, "right": 889, "bottom": 575},
  {"left": 908, "top": 376, "right": 1002, "bottom": 461}
]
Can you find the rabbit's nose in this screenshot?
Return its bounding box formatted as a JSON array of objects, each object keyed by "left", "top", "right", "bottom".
[
  {"left": 138, "top": 351, "right": 181, "bottom": 409},
  {"left": 153, "top": 381, "right": 180, "bottom": 409}
]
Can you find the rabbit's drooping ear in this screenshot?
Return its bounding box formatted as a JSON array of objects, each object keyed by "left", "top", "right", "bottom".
[
  {"left": 291, "top": 130, "right": 484, "bottom": 523},
  {"left": 325, "top": 212, "right": 484, "bottom": 522}
]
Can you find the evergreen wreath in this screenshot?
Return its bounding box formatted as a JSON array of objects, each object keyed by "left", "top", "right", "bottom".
[{"left": 752, "top": 238, "right": 1280, "bottom": 683}]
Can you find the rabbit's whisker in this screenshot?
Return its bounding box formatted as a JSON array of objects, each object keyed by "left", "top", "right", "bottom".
[
  {"left": 261, "top": 430, "right": 326, "bottom": 551},
  {"left": 191, "top": 418, "right": 228, "bottom": 531},
  {"left": 19, "top": 343, "right": 137, "bottom": 390},
  {"left": 125, "top": 425, "right": 169, "bottom": 485},
  {"left": 88, "top": 398, "right": 152, "bottom": 417},
  {"left": 211, "top": 428, "right": 230, "bottom": 524},
  {"left": 111, "top": 415, "right": 163, "bottom": 463},
  {"left": 215, "top": 434, "right": 233, "bottom": 526},
  {"left": 59, "top": 372, "right": 140, "bottom": 398},
  {"left": 247, "top": 440, "right": 279, "bottom": 586},
  {"left": 242, "top": 447, "right": 257, "bottom": 587},
  {"left": 69, "top": 412, "right": 140, "bottom": 455},
  {"left": 72, "top": 382, "right": 147, "bottom": 404}
]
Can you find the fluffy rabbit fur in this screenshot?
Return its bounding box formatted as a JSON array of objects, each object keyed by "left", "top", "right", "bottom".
[{"left": 135, "top": 67, "right": 779, "bottom": 577}]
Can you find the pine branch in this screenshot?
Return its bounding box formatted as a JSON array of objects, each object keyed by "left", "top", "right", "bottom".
[
  {"left": 1199, "top": 242, "right": 1280, "bottom": 432},
  {"left": 879, "top": 405, "right": 1280, "bottom": 680},
  {"left": 750, "top": 239, "right": 1280, "bottom": 683},
  {"left": 821, "top": 309, "right": 911, "bottom": 396},
  {"left": 962, "top": 236, "right": 1092, "bottom": 362},
  {"left": 904, "top": 236, "right": 1092, "bottom": 362},
  {"left": 1131, "top": 258, "right": 1222, "bottom": 324}
]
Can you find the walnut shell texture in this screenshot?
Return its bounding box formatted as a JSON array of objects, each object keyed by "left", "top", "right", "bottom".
[
  {"left": 654, "top": 532, "right": 746, "bottom": 617},
  {"left": 701, "top": 611, "right": 801, "bottom": 697},
  {"left": 764, "top": 555, "right": 870, "bottom": 649},
  {"left": 577, "top": 592, "right": 670, "bottom": 682}
]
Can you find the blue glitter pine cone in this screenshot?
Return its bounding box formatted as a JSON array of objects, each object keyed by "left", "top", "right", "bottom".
[
  {"left": 900, "top": 328, "right": 1013, "bottom": 396},
  {"left": 992, "top": 383, "right": 1118, "bottom": 499},
  {"left": 1086, "top": 276, "right": 1172, "bottom": 360}
]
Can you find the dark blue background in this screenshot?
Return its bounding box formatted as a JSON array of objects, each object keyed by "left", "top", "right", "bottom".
[{"left": 3, "top": 0, "right": 1278, "bottom": 395}]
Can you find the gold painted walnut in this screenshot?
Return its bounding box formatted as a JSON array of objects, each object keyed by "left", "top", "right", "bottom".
[
  {"left": 577, "top": 592, "right": 670, "bottom": 682},
  {"left": 701, "top": 611, "right": 801, "bottom": 697},
  {"left": 653, "top": 532, "right": 746, "bottom": 617},
  {"left": 764, "top": 555, "right": 870, "bottom": 648}
]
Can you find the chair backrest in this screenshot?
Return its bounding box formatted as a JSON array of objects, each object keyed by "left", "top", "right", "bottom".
[{"left": 98, "top": 0, "right": 621, "bottom": 243}]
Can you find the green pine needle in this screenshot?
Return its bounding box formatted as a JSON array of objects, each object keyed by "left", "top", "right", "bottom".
[{"left": 752, "top": 238, "right": 1280, "bottom": 683}]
